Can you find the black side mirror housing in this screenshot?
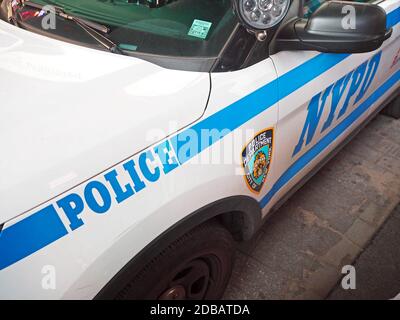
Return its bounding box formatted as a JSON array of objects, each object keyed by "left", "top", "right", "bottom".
[{"left": 275, "top": 1, "right": 392, "bottom": 53}]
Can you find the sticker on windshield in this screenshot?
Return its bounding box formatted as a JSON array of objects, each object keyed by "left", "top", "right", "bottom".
[{"left": 188, "top": 19, "right": 212, "bottom": 39}]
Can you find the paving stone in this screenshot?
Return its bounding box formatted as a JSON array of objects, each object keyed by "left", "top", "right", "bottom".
[
  {"left": 322, "top": 147, "right": 362, "bottom": 173},
  {"left": 314, "top": 155, "right": 387, "bottom": 205},
  {"left": 263, "top": 207, "right": 342, "bottom": 257},
  {"left": 376, "top": 156, "right": 400, "bottom": 177},
  {"left": 282, "top": 277, "right": 326, "bottom": 300},
  {"left": 251, "top": 236, "right": 319, "bottom": 279},
  {"left": 304, "top": 265, "right": 342, "bottom": 298},
  {"left": 342, "top": 165, "right": 398, "bottom": 208},
  {"left": 359, "top": 201, "right": 386, "bottom": 226},
  {"left": 364, "top": 186, "right": 395, "bottom": 208},
  {"left": 355, "top": 122, "right": 400, "bottom": 148},
  {"left": 359, "top": 133, "right": 400, "bottom": 160},
  {"left": 223, "top": 284, "right": 247, "bottom": 300},
  {"left": 290, "top": 183, "right": 362, "bottom": 234},
  {"left": 293, "top": 289, "right": 324, "bottom": 300},
  {"left": 343, "top": 139, "right": 382, "bottom": 164},
  {"left": 371, "top": 115, "right": 400, "bottom": 140},
  {"left": 281, "top": 280, "right": 308, "bottom": 300},
  {"left": 364, "top": 114, "right": 392, "bottom": 132},
  {"left": 359, "top": 197, "right": 400, "bottom": 227},
  {"left": 229, "top": 256, "right": 290, "bottom": 300},
  {"left": 345, "top": 218, "right": 376, "bottom": 248},
  {"left": 321, "top": 237, "right": 361, "bottom": 268}
]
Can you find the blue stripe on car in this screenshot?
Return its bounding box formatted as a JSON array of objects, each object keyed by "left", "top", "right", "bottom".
[{"left": 0, "top": 205, "right": 68, "bottom": 270}]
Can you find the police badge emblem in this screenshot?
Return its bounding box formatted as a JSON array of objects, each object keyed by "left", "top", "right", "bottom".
[{"left": 242, "top": 128, "right": 273, "bottom": 193}]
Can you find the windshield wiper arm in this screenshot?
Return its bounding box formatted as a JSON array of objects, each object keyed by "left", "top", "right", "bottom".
[
  {"left": 73, "top": 17, "right": 123, "bottom": 54},
  {"left": 21, "top": 1, "right": 123, "bottom": 54}
]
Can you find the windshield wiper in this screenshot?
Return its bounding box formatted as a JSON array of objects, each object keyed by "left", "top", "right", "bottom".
[{"left": 20, "top": 0, "right": 123, "bottom": 54}]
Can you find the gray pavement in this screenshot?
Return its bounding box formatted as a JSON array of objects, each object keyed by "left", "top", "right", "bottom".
[{"left": 224, "top": 114, "right": 400, "bottom": 300}]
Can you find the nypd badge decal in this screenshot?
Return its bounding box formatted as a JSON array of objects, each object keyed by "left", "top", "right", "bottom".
[{"left": 242, "top": 128, "right": 273, "bottom": 193}]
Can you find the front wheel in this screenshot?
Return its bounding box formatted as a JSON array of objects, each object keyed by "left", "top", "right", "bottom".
[{"left": 115, "top": 221, "right": 235, "bottom": 300}]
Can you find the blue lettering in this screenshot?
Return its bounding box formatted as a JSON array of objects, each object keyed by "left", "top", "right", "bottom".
[
  {"left": 338, "top": 61, "right": 368, "bottom": 118},
  {"left": 321, "top": 73, "right": 352, "bottom": 132},
  {"left": 294, "top": 53, "right": 382, "bottom": 157},
  {"left": 292, "top": 84, "right": 333, "bottom": 157},
  {"left": 139, "top": 150, "right": 160, "bottom": 182},
  {"left": 104, "top": 169, "right": 134, "bottom": 204},
  {"left": 84, "top": 181, "right": 112, "bottom": 214},
  {"left": 174, "top": 129, "right": 199, "bottom": 164},
  {"left": 123, "top": 160, "right": 146, "bottom": 192},
  {"left": 354, "top": 52, "right": 381, "bottom": 104},
  {"left": 154, "top": 140, "right": 179, "bottom": 174},
  {"left": 56, "top": 193, "right": 85, "bottom": 230}
]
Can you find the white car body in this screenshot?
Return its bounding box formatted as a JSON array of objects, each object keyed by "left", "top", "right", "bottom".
[{"left": 0, "top": 0, "right": 399, "bottom": 299}]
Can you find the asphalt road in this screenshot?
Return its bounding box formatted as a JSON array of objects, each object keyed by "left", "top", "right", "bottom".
[
  {"left": 328, "top": 203, "right": 400, "bottom": 300},
  {"left": 224, "top": 114, "right": 400, "bottom": 300}
]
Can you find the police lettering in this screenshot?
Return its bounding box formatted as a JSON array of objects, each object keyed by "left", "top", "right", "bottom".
[{"left": 55, "top": 139, "right": 180, "bottom": 231}]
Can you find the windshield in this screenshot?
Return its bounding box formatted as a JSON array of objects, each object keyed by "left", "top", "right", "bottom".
[{"left": 8, "top": 0, "right": 236, "bottom": 60}]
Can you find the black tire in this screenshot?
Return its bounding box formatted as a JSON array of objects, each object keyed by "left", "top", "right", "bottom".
[
  {"left": 381, "top": 95, "right": 400, "bottom": 119},
  {"left": 115, "top": 221, "right": 235, "bottom": 300}
]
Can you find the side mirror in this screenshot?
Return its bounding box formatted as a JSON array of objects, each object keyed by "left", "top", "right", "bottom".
[{"left": 275, "top": 1, "right": 392, "bottom": 53}]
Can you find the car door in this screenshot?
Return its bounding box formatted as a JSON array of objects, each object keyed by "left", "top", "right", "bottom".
[{"left": 261, "top": 0, "right": 400, "bottom": 214}]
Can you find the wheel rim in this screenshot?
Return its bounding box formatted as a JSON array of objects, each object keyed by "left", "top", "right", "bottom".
[{"left": 157, "top": 256, "right": 221, "bottom": 300}]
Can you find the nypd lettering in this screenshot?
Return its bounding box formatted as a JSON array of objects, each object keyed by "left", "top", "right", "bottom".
[
  {"left": 293, "top": 52, "right": 382, "bottom": 157},
  {"left": 242, "top": 129, "right": 273, "bottom": 193}
]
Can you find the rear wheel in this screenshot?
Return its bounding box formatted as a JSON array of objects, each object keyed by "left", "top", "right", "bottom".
[
  {"left": 381, "top": 95, "right": 400, "bottom": 119},
  {"left": 115, "top": 221, "right": 235, "bottom": 300}
]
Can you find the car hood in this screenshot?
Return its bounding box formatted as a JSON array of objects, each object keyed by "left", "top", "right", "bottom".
[{"left": 0, "top": 21, "right": 210, "bottom": 224}]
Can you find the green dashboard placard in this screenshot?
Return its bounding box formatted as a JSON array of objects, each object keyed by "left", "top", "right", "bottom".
[{"left": 188, "top": 19, "right": 212, "bottom": 39}]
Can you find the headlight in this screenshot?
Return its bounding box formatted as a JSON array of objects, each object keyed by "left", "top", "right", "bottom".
[{"left": 235, "top": 0, "right": 290, "bottom": 30}]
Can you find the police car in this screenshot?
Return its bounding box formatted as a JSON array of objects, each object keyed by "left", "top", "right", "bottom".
[{"left": 0, "top": 0, "right": 399, "bottom": 299}]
